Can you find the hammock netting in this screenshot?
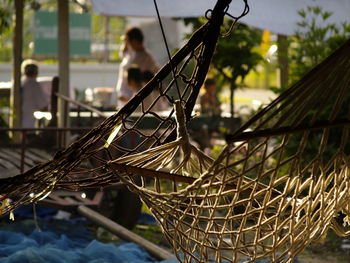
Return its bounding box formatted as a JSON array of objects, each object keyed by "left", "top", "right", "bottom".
[{"left": 1, "top": 0, "right": 350, "bottom": 262}]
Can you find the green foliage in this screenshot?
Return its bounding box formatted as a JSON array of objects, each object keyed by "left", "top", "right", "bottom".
[
  {"left": 91, "top": 15, "right": 126, "bottom": 62},
  {"left": 0, "top": 1, "right": 125, "bottom": 62},
  {"left": 288, "top": 6, "right": 350, "bottom": 85},
  {"left": 0, "top": 0, "right": 12, "bottom": 62},
  {"left": 0, "top": 0, "right": 11, "bottom": 35},
  {"left": 0, "top": 1, "right": 34, "bottom": 62},
  {"left": 183, "top": 17, "right": 263, "bottom": 85},
  {"left": 182, "top": 17, "right": 207, "bottom": 31},
  {"left": 212, "top": 23, "right": 262, "bottom": 88},
  {"left": 213, "top": 23, "right": 262, "bottom": 116},
  {"left": 280, "top": 7, "right": 350, "bottom": 167},
  {"left": 0, "top": 98, "right": 10, "bottom": 142},
  {"left": 183, "top": 18, "right": 263, "bottom": 116},
  {"left": 183, "top": 19, "right": 263, "bottom": 86},
  {"left": 0, "top": 46, "right": 11, "bottom": 61}
]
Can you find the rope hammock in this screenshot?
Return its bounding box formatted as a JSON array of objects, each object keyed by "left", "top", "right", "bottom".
[{"left": 1, "top": 0, "right": 350, "bottom": 262}]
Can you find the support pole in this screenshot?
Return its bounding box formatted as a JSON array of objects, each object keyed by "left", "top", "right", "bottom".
[
  {"left": 103, "top": 16, "right": 110, "bottom": 63},
  {"left": 58, "top": 0, "right": 70, "bottom": 140},
  {"left": 77, "top": 205, "right": 173, "bottom": 260},
  {"left": 10, "top": 0, "right": 24, "bottom": 141},
  {"left": 277, "top": 34, "right": 289, "bottom": 89}
]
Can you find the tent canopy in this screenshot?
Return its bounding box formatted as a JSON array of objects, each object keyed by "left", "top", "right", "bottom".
[{"left": 91, "top": 0, "right": 350, "bottom": 36}]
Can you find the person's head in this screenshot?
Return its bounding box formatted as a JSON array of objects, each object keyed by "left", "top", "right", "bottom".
[
  {"left": 21, "top": 59, "right": 39, "bottom": 78},
  {"left": 127, "top": 65, "right": 142, "bottom": 91},
  {"left": 204, "top": 78, "right": 216, "bottom": 94},
  {"left": 142, "top": 70, "right": 154, "bottom": 85},
  {"left": 125, "top": 27, "right": 144, "bottom": 51}
]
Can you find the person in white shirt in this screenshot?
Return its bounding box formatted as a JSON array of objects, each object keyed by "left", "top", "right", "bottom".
[
  {"left": 21, "top": 60, "right": 47, "bottom": 129},
  {"left": 114, "top": 27, "right": 159, "bottom": 108}
]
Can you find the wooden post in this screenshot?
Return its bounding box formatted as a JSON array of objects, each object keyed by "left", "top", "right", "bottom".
[
  {"left": 77, "top": 205, "right": 173, "bottom": 260},
  {"left": 49, "top": 76, "right": 59, "bottom": 127},
  {"left": 58, "top": 0, "right": 70, "bottom": 141},
  {"left": 103, "top": 16, "right": 110, "bottom": 63},
  {"left": 10, "top": 0, "right": 24, "bottom": 141},
  {"left": 277, "top": 34, "right": 289, "bottom": 89},
  {"left": 230, "top": 85, "right": 235, "bottom": 117}
]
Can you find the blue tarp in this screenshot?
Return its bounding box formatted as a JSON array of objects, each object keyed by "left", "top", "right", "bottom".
[
  {"left": 0, "top": 230, "right": 164, "bottom": 263},
  {"left": 0, "top": 219, "right": 177, "bottom": 263},
  {"left": 0, "top": 220, "right": 300, "bottom": 263},
  {"left": 0, "top": 206, "right": 300, "bottom": 263}
]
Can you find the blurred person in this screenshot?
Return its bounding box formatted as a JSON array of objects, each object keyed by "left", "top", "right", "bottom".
[
  {"left": 114, "top": 27, "right": 159, "bottom": 108},
  {"left": 127, "top": 66, "right": 143, "bottom": 95},
  {"left": 21, "top": 60, "right": 47, "bottom": 129},
  {"left": 141, "top": 70, "right": 155, "bottom": 86},
  {"left": 191, "top": 78, "right": 222, "bottom": 152},
  {"left": 200, "top": 78, "right": 221, "bottom": 116},
  {"left": 126, "top": 66, "right": 157, "bottom": 112},
  {"left": 142, "top": 70, "right": 168, "bottom": 112},
  {"left": 125, "top": 66, "right": 167, "bottom": 112}
]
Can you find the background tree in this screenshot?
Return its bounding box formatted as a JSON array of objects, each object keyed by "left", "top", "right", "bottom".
[
  {"left": 0, "top": 0, "right": 12, "bottom": 60},
  {"left": 184, "top": 18, "right": 262, "bottom": 117},
  {"left": 277, "top": 6, "right": 350, "bottom": 159},
  {"left": 0, "top": 0, "right": 11, "bottom": 35},
  {"left": 288, "top": 6, "right": 350, "bottom": 86}
]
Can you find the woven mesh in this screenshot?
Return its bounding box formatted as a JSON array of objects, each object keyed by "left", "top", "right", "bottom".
[
  {"left": 0, "top": 0, "right": 230, "bottom": 213},
  {"left": 112, "top": 39, "right": 350, "bottom": 263},
  {"left": 1, "top": 0, "right": 350, "bottom": 262}
]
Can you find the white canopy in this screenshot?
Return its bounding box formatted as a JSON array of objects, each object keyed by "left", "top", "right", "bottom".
[{"left": 91, "top": 0, "right": 350, "bottom": 35}]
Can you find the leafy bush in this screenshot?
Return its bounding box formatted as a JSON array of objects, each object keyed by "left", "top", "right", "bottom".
[
  {"left": 289, "top": 6, "right": 350, "bottom": 85},
  {"left": 183, "top": 18, "right": 263, "bottom": 116}
]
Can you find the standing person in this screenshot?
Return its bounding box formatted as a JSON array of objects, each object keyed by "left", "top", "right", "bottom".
[
  {"left": 127, "top": 66, "right": 157, "bottom": 112},
  {"left": 127, "top": 65, "right": 143, "bottom": 96},
  {"left": 126, "top": 66, "right": 168, "bottom": 112},
  {"left": 113, "top": 27, "right": 159, "bottom": 108},
  {"left": 21, "top": 60, "right": 47, "bottom": 129},
  {"left": 200, "top": 78, "right": 221, "bottom": 116},
  {"left": 194, "top": 78, "right": 222, "bottom": 152}
]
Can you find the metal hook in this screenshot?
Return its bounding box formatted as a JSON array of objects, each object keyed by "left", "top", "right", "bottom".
[
  {"left": 205, "top": 9, "right": 213, "bottom": 20},
  {"left": 220, "top": 0, "right": 250, "bottom": 37}
]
